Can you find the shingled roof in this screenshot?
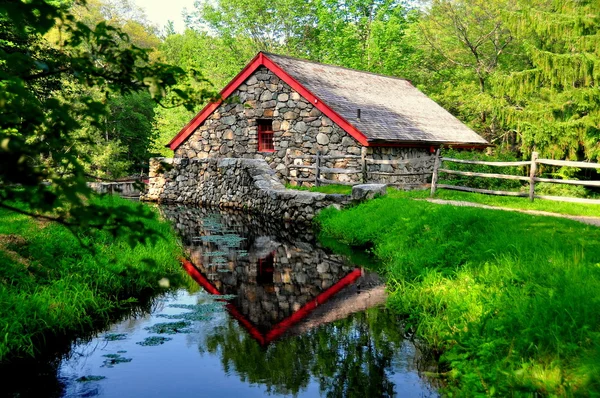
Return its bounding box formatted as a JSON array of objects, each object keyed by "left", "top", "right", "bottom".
[{"left": 168, "top": 52, "right": 488, "bottom": 150}]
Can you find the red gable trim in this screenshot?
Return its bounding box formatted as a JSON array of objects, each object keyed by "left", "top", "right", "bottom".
[
  {"left": 167, "top": 52, "right": 264, "bottom": 150},
  {"left": 167, "top": 52, "right": 370, "bottom": 150},
  {"left": 261, "top": 55, "right": 370, "bottom": 146}
]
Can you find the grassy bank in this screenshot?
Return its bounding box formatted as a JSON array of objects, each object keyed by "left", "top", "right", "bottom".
[
  {"left": 317, "top": 197, "right": 600, "bottom": 395},
  {"left": 0, "top": 196, "right": 185, "bottom": 361},
  {"left": 397, "top": 189, "right": 600, "bottom": 218},
  {"left": 285, "top": 183, "right": 352, "bottom": 195}
]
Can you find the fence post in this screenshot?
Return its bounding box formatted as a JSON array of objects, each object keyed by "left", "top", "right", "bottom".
[
  {"left": 361, "top": 147, "right": 368, "bottom": 184},
  {"left": 430, "top": 149, "right": 441, "bottom": 197},
  {"left": 529, "top": 151, "right": 538, "bottom": 202},
  {"left": 315, "top": 150, "right": 322, "bottom": 187},
  {"left": 284, "top": 148, "right": 291, "bottom": 184}
]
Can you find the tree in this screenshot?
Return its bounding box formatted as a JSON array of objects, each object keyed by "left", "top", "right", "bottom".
[
  {"left": 185, "top": 0, "right": 313, "bottom": 54},
  {"left": 413, "top": 0, "right": 522, "bottom": 145},
  {"left": 0, "top": 0, "right": 211, "bottom": 241},
  {"left": 298, "top": 0, "right": 414, "bottom": 76},
  {"left": 500, "top": 0, "right": 600, "bottom": 160}
]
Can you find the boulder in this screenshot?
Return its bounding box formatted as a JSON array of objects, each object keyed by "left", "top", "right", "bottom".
[{"left": 351, "top": 184, "right": 387, "bottom": 201}]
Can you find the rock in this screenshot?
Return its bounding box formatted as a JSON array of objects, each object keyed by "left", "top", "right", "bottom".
[
  {"left": 317, "top": 263, "right": 329, "bottom": 273},
  {"left": 277, "top": 93, "right": 289, "bottom": 102},
  {"left": 341, "top": 136, "right": 356, "bottom": 147},
  {"left": 316, "top": 133, "right": 330, "bottom": 145},
  {"left": 294, "top": 121, "right": 307, "bottom": 133},
  {"left": 221, "top": 116, "right": 236, "bottom": 125},
  {"left": 283, "top": 111, "right": 297, "bottom": 120},
  {"left": 351, "top": 184, "right": 387, "bottom": 201}
]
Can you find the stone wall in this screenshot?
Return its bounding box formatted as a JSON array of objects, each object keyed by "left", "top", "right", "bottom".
[
  {"left": 143, "top": 157, "right": 348, "bottom": 222},
  {"left": 174, "top": 66, "right": 434, "bottom": 186}
]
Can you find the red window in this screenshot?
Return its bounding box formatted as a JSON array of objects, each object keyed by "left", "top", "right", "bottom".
[{"left": 257, "top": 119, "right": 274, "bottom": 152}]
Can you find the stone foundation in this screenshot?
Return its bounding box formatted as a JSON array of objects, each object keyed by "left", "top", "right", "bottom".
[{"left": 142, "top": 157, "right": 349, "bottom": 222}]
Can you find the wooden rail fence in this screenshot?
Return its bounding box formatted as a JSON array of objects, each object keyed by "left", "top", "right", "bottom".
[
  {"left": 284, "top": 149, "right": 432, "bottom": 187},
  {"left": 430, "top": 151, "right": 600, "bottom": 204}
]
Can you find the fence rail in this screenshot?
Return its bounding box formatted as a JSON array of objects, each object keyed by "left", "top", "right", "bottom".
[
  {"left": 285, "top": 149, "right": 432, "bottom": 187},
  {"left": 431, "top": 151, "right": 600, "bottom": 204}
]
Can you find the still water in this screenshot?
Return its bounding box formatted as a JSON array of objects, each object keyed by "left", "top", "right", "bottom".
[{"left": 9, "top": 206, "right": 439, "bottom": 397}]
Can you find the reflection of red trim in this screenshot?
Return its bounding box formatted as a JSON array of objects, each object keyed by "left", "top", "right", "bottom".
[
  {"left": 182, "top": 259, "right": 220, "bottom": 295},
  {"left": 265, "top": 268, "right": 362, "bottom": 343},
  {"left": 180, "top": 258, "right": 362, "bottom": 345},
  {"left": 182, "top": 259, "right": 266, "bottom": 344}
]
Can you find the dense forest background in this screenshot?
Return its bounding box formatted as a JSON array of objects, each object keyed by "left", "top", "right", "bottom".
[{"left": 25, "top": 0, "right": 600, "bottom": 179}]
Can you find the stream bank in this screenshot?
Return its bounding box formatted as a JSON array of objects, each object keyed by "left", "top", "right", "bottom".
[{"left": 4, "top": 205, "right": 440, "bottom": 397}]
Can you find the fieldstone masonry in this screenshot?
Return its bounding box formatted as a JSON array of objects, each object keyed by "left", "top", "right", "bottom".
[
  {"left": 174, "top": 66, "right": 435, "bottom": 185},
  {"left": 143, "top": 157, "right": 349, "bottom": 222}
]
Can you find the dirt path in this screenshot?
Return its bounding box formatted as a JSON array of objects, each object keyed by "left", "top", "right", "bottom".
[{"left": 424, "top": 198, "right": 600, "bottom": 227}]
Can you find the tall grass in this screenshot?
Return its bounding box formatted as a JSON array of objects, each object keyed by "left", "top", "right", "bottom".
[
  {"left": 0, "top": 196, "right": 185, "bottom": 361},
  {"left": 317, "top": 197, "right": 600, "bottom": 395},
  {"left": 285, "top": 183, "right": 352, "bottom": 195}
]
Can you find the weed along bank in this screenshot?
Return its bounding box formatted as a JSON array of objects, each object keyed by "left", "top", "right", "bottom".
[{"left": 144, "top": 52, "right": 487, "bottom": 213}]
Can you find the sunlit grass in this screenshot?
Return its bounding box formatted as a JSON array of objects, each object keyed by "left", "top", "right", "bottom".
[
  {"left": 392, "top": 188, "right": 600, "bottom": 217},
  {"left": 285, "top": 183, "right": 352, "bottom": 195},
  {"left": 316, "top": 196, "right": 600, "bottom": 395},
  {"left": 0, "top": 196, "right": 186, "bottom": 361}
]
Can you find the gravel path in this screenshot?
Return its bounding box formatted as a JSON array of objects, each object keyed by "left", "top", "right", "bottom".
[{"left": 424, "top": 198, "right": 600, "bottom": 227}]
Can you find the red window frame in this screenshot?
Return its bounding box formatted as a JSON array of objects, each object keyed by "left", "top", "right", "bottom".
[{"left": 257, "top": 119, "right": 274, "bottom": 152}]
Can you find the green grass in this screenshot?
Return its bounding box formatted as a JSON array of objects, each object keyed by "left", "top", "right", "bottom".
[
  {"left": 316, "top": 196, "right": 600, "bottom": 396},
  {"left": 393, "top": 188, "right": 600, "bottom": 218},
  {"left": 285, "top": 183, "right": 352, "bottom": 195},
  {"left": 0, "top": 196, "right": 186, "bottom": 361}
]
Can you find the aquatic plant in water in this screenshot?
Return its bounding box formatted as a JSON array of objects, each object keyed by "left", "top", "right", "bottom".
[
  {"left": 103, "top": 333, "right": 127, "bottom": 341},
  {"left": 136, "top": 336, "right": 173, "bottom": 346},
  {"left": 101, "top": 353, "right": 132, "bottom": 368},
  {"left": 76, "top": 375, "right": 106, "bottom": 382},
  {"left": 144, "top": 321, "right": 192, "bottom": 334}
]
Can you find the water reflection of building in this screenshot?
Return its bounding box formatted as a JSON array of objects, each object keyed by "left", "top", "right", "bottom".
[{"left": 162, "top": 206, "right": 386, "bottom": 344}]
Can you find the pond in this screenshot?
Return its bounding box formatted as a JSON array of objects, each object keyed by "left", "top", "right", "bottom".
[{"left": 6, "top": 206, "right": 439, "bottom": 397}]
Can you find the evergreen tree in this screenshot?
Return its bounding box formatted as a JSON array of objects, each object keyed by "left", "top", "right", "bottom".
[{"left": 501, "top": 0, "right": 600, "bottom": 160}]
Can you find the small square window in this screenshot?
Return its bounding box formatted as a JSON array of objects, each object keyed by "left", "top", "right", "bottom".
[{"left": 257, "top": 119, "right": 274, "bottom": 152}]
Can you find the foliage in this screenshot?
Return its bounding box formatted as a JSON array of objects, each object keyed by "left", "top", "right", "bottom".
[
  {"left": 185, "top": 0, "right": 312, "bottom": 54},
  {"left": 317, "top": 196, "right": 600, "bottom": 395},
  {"left": 0, "top": 0, "right": 211, "bottom": 235},
  {"left": 414, "top": 0, "right": 600, "bottom": 162},
  {"left": 501, "top": 0, "right": 600, "bottom": 161},
  {"left": 152, "top": 28, "right": 255, "bottom": 153},
  {"left": 0, "top": 196, "right": 185, "bottom": 361}
]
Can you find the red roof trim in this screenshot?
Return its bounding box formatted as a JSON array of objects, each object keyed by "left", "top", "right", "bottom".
[
  {"left": 167, "top": 52, "right": 371, "bottom": 150},
  {"left": 167, "top": 52, "right": 264, "bottom": 150},
  {"left": 261, "top": 55, "right": 370, "bottom": 146}
]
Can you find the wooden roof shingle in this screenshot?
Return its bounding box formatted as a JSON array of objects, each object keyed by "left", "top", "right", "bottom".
[{"left": 265, "top": 53, "right": 488, "bottom": 146}]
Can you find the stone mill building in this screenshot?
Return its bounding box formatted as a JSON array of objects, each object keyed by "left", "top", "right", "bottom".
[{"left": 166, "top": 52, "right": 487, "bottom": 187}]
